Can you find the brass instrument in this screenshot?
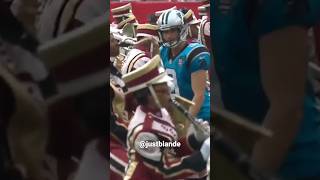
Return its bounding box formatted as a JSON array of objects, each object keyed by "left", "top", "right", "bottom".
[
  {"left": 169, "top": 96, "right": 211, "bottom": 179},
  {"left": 122, "top": 23, "right": 136, "bottom": 38},
  {"left": 110, "top": 81, "right": 127, "bottom": 121},
  {"left": 169, "top": 95, "right": 210, "bottom": 137},
  {"left": 168, "top": 95, "right": 193, "bottom": 137},
  {"left": 110, "top": 24, "right": 137, "bottom": 47},
  {"left": 111, "top": 26, "right": 136, "bottom": 65}
]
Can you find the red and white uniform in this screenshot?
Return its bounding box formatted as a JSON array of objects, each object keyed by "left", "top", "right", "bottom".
[
  {"left": 121, "top": 49, "right": 150, "bottom": 75},
  {"left": 184, "top": 9, "right": 201, "bottom": 44},
  {"left": 110, "top": 117, "right": 129, "bottom": 180},
  {"left": 199, "top": 16, "right": 211, "bottom": 51},
  {"left": 125, "top": 106, "right": 207, "bottom": 180},
  {"left": 110, "top": 68, "right": 130, "bottom": 180},
  {"left": 111, "top": 3, "right": 138, "bottom": 30},
  {"left": 121, "top": 23, "right": 159, "bottom": 74}
]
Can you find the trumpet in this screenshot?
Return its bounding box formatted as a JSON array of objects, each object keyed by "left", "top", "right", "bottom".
[
  {"left": 169, "top": 98, "right": 210, "bottom": 135},
  {"left": 112, "top": 33, "right": 137, "bottom": 47},
  {"left": 110, "top": 24, "right": 137, "bottom": 47}
]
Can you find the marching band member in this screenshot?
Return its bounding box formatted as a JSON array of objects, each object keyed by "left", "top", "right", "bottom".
[
  {"left": 109, "top": 32, "right": 129, "bottom": 180},
  {"left": 123, "top": 55, "right": 210, "bottom": 180},
  {"left": 198, "top": 6, "right": 207, "bottom": 19},
  {"left": 111, "top": 3, "right": 133, "bottom": 25},
  {"left": 120, "top": 24, "right": 160, "bottom": 127},
  {"left": 154, "top": 6, "right": 177, "bottom": 20},
  {"left": 198, "top": 0, "right": 211, "bottom": 51},
  {"left": 111, "top": 3, "right": 138, "bottom": 30},
  {"left": 183, "top": 9, "right": 201, "bottom": 43},
  {"left": 121, "top": 23, "right": 160, "bottom": 75},
  {"left": 157, "top": 9, "right": 211, "bottom": 122}
]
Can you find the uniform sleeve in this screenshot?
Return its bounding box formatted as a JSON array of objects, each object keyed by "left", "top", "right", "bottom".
[
  {"left": 133, "top": 132, "right": 207, "bottom": 179},
  {"left": 175, "top": 134, "right": 204, "bottom": 157},
  {"left": 189, "top": 46, "right": 211, "bottom": 73}
]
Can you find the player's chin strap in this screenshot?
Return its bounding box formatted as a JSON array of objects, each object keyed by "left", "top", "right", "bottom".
[{"left": 166, "top": 33, "right": 187, "bottom": 48}]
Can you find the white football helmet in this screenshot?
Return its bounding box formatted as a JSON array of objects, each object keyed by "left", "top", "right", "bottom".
[{"left": 157, "top": 9, "right": 188, "bottom": 48}]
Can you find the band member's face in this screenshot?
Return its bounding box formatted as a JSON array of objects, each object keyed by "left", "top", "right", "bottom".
[
  {"left": 153, "top": 83, "right": 171, "bottom": 108},
  {"left": 110, "top": 34, "right": 120, "bottom": 57},
  {"left": 162, "top": 28, "right": 179, "bottom": 44}
]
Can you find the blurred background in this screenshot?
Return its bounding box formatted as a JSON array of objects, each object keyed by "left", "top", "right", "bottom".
[{"left": 0, "top": 0, "right": 107, "bottom": 179}]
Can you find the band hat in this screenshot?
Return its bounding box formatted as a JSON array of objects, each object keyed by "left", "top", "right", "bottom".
[
  {"left": 200, "top": 0, "right": 210, "bottom": 8},
  {"left": 155, "top": 6, "right": 177, "bottom": 18},
  {"left": 136, "top": 24, "right": 159, "bottom": 41},
  {"left": 111, "top": 3, "right": 133, "bottom": 18},
  {"left": 198, "top": 6, "right": 207, "bottom": 16},
  {"left": 117, "top": 15, "right": 138, "bottom": 29},
  {"left": 184, "top": 10, "right": 200, "bottom": 25},
  {"left": 122, "top": 55, "right": 172, "bottom": 94}
]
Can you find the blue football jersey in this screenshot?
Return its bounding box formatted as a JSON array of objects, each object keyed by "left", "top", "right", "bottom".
[
  {"left": 213, "top": 0, "right": 320, "bottom": 178},
  {"left": 160, "top": 43, "right": 211, "bottom": 120}
]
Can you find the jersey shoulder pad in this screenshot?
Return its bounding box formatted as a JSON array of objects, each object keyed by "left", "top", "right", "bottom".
[{"left": 186, "top": 43, "right": 209, "bottom": 66}]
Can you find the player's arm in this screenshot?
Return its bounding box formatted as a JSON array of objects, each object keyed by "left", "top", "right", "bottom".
[
  {"left": 188, "top": 47, "right": 211, "bottom": 118},
  {"left": 252, "top": 26, "right": 308, "bottom": 175},
  {"left": 189, "top": 70, "right": 207, "bottom": 117}
]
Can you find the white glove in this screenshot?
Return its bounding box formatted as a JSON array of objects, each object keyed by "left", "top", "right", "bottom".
[
  {"left": 200, "top": 138, "right": 210, "bottom": 162},
  {"left": 188, "top": 119, "right": 210, "bottom": 142}
]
